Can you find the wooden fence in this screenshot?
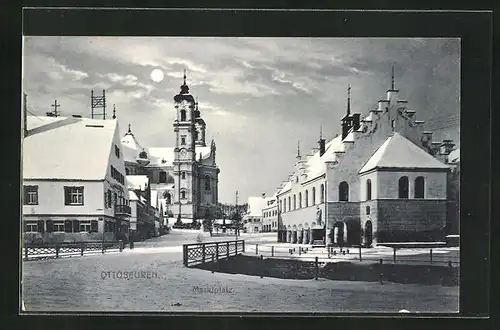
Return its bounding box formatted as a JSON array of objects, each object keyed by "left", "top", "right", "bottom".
[
  {"left": 23, "top": 241, "right": 126, "bottom": 261},
  {"left": 183, "top": 240, "right": 245, "bottom": 267}
]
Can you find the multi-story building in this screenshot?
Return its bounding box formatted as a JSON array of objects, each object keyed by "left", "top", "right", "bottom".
[
  {"left": 243, "top": 194, "right": 266, "bottom": 233},
  {"left": 262, "top": 194, "right": 278, "bottom": 232},
  {"left": 121, "top": 72, "right": 220, "bottom": 222},
  {"left": 275, "top": 75, "right": 457, "bottom": 246},
  {"left": 22, "top": 115, "right": 131, "bottom": 243}
]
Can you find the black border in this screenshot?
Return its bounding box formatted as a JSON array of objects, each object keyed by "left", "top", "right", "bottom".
[{"left": 3, "top": 3, "right": 494, "bottom": 329}]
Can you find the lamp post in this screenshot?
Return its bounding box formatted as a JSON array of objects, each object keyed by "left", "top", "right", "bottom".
[{"left": 136, "top": 149, "right": 150, "bottom": 241}]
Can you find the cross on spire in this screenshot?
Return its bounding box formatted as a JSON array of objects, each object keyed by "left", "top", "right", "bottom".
[
  {"left": 112, "top": 104, "right": 116, "bottom": 119},
  {"left": 347, "top": 85, "right": 351, "bottom": 116},
  {"left": 296, "top": 141, "right": 301, "bottom": 159},
  {"left": 128, "top": 123, "right": 131, "bottom": 133},
  {"left": 51, "top": 99, "right": 60, "bottom": 117},
  {"left": 320, "top": 124, "right": 323, "bottom": 140},
  {"left": 391, "top": 65, "right": 395, "bottom": 90},
  {"left": 183, "top": 68, "right": 187, "bottom": 85}
]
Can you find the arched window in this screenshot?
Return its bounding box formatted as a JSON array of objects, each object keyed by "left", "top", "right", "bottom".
[
  {"left": 194, "top": 130, "right": 199, "bottom": 141},
  {"left": 312, "top": 187, "right": 316, "bottom": 205},
  {"left": 339, "top": 181, "right": 349, "bottom": 201},
  {"left": 163, "top": 191, "right": 171, "bottom": 204},
  {"left": 159, "top": 171, "right": 167, "bottom": 183},
  {"left": 366, "top": 179, "right": 372, "bottom": 200},
  {"left": 320, "top": 184, "right": 325, "bottom": 203},
  {"left": 305, "top": 190, "right": 309, "bottom": 207},
  {"left": 415, "top": 176, "right": 425, "bottom": 198},
  {"left": 181, "top": 172, "right": 186, "bottom": 179},
  {"left": 398, "top": 176, "right": 409, "bottom": 198},
  {"left": 180, "top": 110, "right": 186, "bottom": 121},
  {"left": 288, "top": 196, "right": 291, "bottom": 211},
  {"left": 205, "top": 175, "right": 211, "bottom": 191},
  {"left": 366, "top": 206, "right": 371, "bottom": 215},
  {"left": 180, "top": 190, "right": 186, "bottom": 199},
  {"left": 293, "top": 195, "right": 296, "bottom": 210},
  {"left": 298, "top": 192, "right": 302, "bottom": 208}
]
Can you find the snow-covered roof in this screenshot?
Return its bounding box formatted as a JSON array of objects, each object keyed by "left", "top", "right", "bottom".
[
  {"left": 121, "top": 131, "right": 142, "bottom": 150},
  {"left": 127, "top": 175, "right": 149, "bottom": 190},
  {"left": 23, "top": 116, "right": 118, "bottom": 180},
  {"left": 448, "top": 148, "right": 460, "bottom": 164},
  {"left": 147, "top": 147, "right": 175, "bottom": 166},
  {"left": 129, "top": 190, "right": 139, "bottom": 201},
  {"left": 359, "top": 132, "right": 450, "bottom": 174}
]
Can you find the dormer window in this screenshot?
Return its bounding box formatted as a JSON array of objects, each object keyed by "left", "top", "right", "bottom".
[{"left": 114, "top": 145, "right": 120, "bottom": 158}]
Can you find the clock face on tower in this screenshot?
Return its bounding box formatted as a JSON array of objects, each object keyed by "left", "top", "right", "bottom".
[{"left": 180, "top": 149, "right": 188, "bottom": 157}]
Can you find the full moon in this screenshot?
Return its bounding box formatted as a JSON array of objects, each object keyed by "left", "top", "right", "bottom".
[{"left": 150, "top": 68, "right": 164, "bottom": 83}]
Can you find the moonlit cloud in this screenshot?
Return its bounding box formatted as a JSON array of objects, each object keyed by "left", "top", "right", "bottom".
[{"left": 22, "top": 37, "right": 460, "bottom": 203}]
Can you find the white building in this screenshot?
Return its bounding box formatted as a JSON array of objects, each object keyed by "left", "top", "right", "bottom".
[
  {"left": 243, "top": 194, "right": 267, "bottom": 233},
  {"left": 262, "top": 193, "right": 278, "bottom": 232},
  {"left": 274, "top": 77, "right": 456, "bottom": 246},
  {"left": 22, "top": 115, "right": 131, "bottom": 243}
]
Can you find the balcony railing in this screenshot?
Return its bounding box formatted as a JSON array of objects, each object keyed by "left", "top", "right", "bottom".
[{"left": 115, "top": 204, "right": 131, "bottom": 216}]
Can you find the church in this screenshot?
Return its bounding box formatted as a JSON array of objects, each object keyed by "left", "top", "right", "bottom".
[
  {"left": 120, "top": 72, "right": 220, "bottom": 223},
  {"left": 275, "top": 70, "right": 458, "bottom": 246}
]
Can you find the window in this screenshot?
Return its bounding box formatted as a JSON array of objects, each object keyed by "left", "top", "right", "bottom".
[
  {"left": 181, "top": 135, "right": 186, "bottom": 145},
  {"left": 126, "top": 168, "right": 130, "bottom": 175},
  {"left": 181, "top": 172, "right": 186, "bottom": 179},
  {"left": 320, "top": 184, "right": 325, "bottom": 203},
  {"left": 339, "top": 181, "right": 349, "bottom": 201},
  {"left": 366, "top": 179, "right": 372, "bottom": 200},
  {"left": 391, "top": 119, "right": 395, "bottom": 130},
  {"left": 24, "top": 185, "right": 38, "bottom": 205},
  {"left": 312, "top": 187, "right": 316, "bottom": 205},
  {"left": 180, "top": 110, "right": 186, "bottom": 121},
  {"left": 64, "top": 186, "right": 84, "bottom": 205},
  {"left": 298, "top": 192, "right": 302, "bottom": 208},
  {"left": 53, "top": 221, "right": 65, "bottom": 232},
  {"left": 293, "top": 195, "right": 296, "bottom": 210},
  {"left": 415, "top": 176, "right": 425, "bottom": 199},
  {"left": 398, "top": 176, "right": 409, "bottom": 198},
  {"left": 181, "top": 191, "right": 186, "bottom": 199},
  {"left": 115, "top": 144, "right": 120, "bottom": 158},
  {"left": 305, "top": 190, "right": 309, "bottom": 207},
  {"left": 280, "top": 200, "right": 283, "bottom": 212},
  {"left": 24, "top": 221, "right": 38, "bottom": 232},
  {"left": 159, "top": 171, "right": 167, "bottom": 183},
  {"left": 205, "top": 175, "right": 211, "bottom": 191},
  {"left": 366, "top": 206, "right": 371, "bottom": 215},
  {"left": 194, "top": 130, "right": 199, "bottom": 141},
  {"left": 79, "top": 221, "right": 92, "bottom": 232},
  {"left": 288, "top": 196, "right": 291, "bottom": 211}
]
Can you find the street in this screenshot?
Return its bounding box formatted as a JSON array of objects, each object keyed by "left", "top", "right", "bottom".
[{"left": 22, "top": 230, "right": 459, "bottom": 313}]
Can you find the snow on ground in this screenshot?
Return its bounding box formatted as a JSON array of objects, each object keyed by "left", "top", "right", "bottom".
[{"left": 22, "top": 231, "right": 459, "bottom": 313}]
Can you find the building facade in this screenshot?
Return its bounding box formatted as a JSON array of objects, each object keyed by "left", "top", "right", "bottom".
[
  {"left": 275, "top": 77, "right": 456, "bottom": 246},
  {"left": 262, "top": 194, "right": 278, "bottom": 232},
  {"left": 121, "top": 73, "right": 220, "bottom": 222},
  {"left": 22, "top": 116, "right": 131, "bottom": 243}
]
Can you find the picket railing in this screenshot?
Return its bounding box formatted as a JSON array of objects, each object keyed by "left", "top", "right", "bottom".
[
  {"left": 23, "top": 240, "right": 125, "bottom": 260},
  {"left": 183, "top": 240, "right": 245, "bottom": 267}
]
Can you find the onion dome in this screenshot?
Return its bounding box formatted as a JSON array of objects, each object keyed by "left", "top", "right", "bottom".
[{"left": 173, "top": 69, "right": 195, "bottom": 104}]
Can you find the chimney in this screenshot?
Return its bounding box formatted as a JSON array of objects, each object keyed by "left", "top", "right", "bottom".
[
  {"left": 441, "top": 140, "right": 455, "bottom": 155},
  {"left": 262, "top": 193, "right": 266, "bottom": 199}
]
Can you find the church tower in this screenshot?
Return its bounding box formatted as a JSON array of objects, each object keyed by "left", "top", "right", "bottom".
[
  {"left": 194, "top": 97, "right": 207, "bottom": 147},
  {"left": 172, "top": 70, "right": 197, "bottom": 221}
]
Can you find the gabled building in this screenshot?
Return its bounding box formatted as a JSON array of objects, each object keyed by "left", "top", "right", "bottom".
[
  {"left": 22, "top": 115, "right": 131, "bottom": 243},
  {"left": 275, "top": 74, "right": 457, "bottom": 246}
]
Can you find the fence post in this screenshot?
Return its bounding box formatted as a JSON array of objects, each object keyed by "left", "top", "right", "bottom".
[
  {"left": 119, "top": 240, "right": 123, "bottom": 252},
  {"left": 430, "top": 249, "right": 433, "bottom": 264},
  {"left": 226, "top": 242, "right": 229, "bottom": 259},
  {"left": 256, "top": 244, "right": 258, "bottom": 255},
  {"left": 56, "top": 245, "right": 59, "bottom": 258},
  {"left": 24, "top": 247, "right": 28, "bottom": 259},
  {"left": 272, "top": 246, "right": 274, "bottom": 257},
  {"left": 81, "top": 243, "right": 84, "bottom": 256},
  {"left": 393, "top": 248, "right": 396, "bottom": 263},
  {"left": 242, "top": 240, "right": 245, "bottom": 253},
  {"left": 235, "top": 241, "right": 238, "bottom": 255},
  {"left": 216, "top": 242, "right": 219, "bottom": 261},
  {"left": 183, "top": 245, "right": 188, "bottom": 267},
  {"left": 315, "top": 256, "right": 319, "bottom": 280},
  {"left": 359, "top": 245, "right": 362, "bottom": 261},
  {"left": 102, "top": 241, "right": 105, "bottom": 254},
  {"left": 327, "top": 247, "right": 330, "bottom": 258},
  {"left": 379, "top": 258, "right": 384, "bottom": 284},
  {"left": 260, "top": 255, "right": 264, "bottom": 278},
  {"left": 202, "top": 244, "right": 206, "bottom": 264}
]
